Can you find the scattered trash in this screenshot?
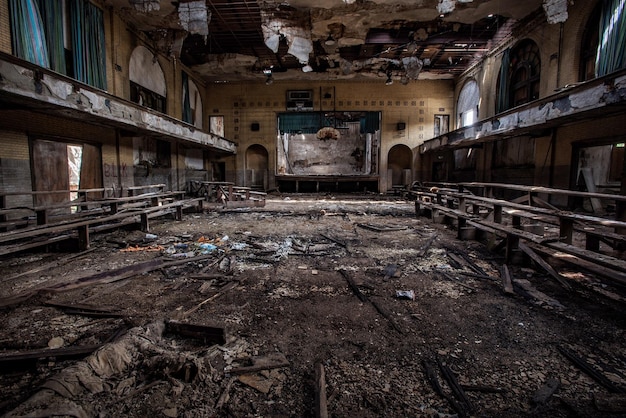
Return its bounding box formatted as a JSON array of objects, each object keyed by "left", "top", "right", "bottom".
[
  {"left": 231, "top": 242, "right": 248, "bottom": 250},
  {"left": 395, "top": 290, "right": 415, "bottom": 300},
  {"left": 199, "top": 243, "right": 217, "bottom": 254},
  {"left": 145, "top": 233, "right": 158, "bottom": 240}
]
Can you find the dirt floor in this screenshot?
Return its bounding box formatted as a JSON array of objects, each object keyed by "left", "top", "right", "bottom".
[{"left": 1, "top": 194, "right": 626, "bottom": 418}]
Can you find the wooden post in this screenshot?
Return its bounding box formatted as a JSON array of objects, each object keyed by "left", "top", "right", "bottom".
[
  {"left": 175, "top": 204, "right": 183, "bottom": 221},
  {"left": 586, "top": 233, "right": 600, "bottom": 251},
  {"left": 559, "top": 217, "right": 574, "bottom": 244},
  {"left": 36, "top": 209, "right": 48, "bottom": 225},
  {"left": 505, "top": 233, "right": 519, "bottom": 263},
  {"left": 78, "top": 225, "right": 90, "bottom": 251},
  {"left": 141, "top": 213, "right": 149, "bottom": 232},
  {"left": 493, "top": 205, "right": 502, "bottom": 223},
  {"left": 315, "top": 362, "right": 329, "bottom": 418}
]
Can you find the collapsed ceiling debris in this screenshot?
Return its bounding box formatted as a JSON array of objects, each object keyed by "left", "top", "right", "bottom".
[{"left": 105, "top": 0, "right": 564, "bottom": 82}]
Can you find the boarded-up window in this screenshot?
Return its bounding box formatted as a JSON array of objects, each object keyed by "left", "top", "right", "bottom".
[
  {"left": 453, "top": 148, "right": 477, "bottom": 170},
  {"left": 493, "top": 137, "right": 535, "bottom": 168}
]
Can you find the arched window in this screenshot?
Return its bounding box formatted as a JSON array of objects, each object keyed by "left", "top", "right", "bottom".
[
  {"left": 580, "top": 2, "right": 602, "bottom": 81},
  {"left": 509, "top": 39, "right": 540, "bottom": 108},
  {"left": 457, "top": 79, "right": 479, "bottom": 128},
  {"left": 129, "top": 46, "right": 167, "bottom": 113}
]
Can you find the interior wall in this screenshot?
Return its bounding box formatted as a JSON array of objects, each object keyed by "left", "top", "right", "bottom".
[{"left": 207, "top": 79, "right": 454, "bottom": 192}]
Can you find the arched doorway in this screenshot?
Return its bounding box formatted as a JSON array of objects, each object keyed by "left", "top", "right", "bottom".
[
  {"left": 246, "top": 144, "right": 269, "bottom": 189},
  {"left": 387, "top": 144, "right": 412, "bottom": 188}
]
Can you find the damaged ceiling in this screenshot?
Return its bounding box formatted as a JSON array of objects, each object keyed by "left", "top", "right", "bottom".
[{"left": 106, "top": 0, "right": 566, "bottom": 83}]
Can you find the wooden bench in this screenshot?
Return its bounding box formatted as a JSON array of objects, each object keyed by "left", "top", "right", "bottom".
[
  {"left": 409, "top": 183, "right": 626, "bottom": 284},
  {"left": 0, "top": 191, "right": 204, "bottom": 256}
]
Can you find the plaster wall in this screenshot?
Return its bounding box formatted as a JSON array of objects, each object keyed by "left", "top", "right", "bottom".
[
  {"left": 207, "top": 79, "right": 453, "bottom": 191},
  {"left": 0, "top": 0, "right": 10, "bottom": 54},
  {"left": 456, "top": 0, "right": 601, "bottom": 123}
]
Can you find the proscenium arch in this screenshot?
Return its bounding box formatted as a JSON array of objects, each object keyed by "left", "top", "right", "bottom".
[
  {"left": 245, "top": 144, "right": 269, "bottom": 189},
  {"left": 387, "top": 144, "right": 413, "bottom": 186},
  {"left": 129, "top": 46, "right": 167, "bottom": 97}
]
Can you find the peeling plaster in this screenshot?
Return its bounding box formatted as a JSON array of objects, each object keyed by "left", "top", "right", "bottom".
[
  {"left": 569, "top": 85, "right": 607, "bottom": 109},
  {"left": 178, "top": 1, "right": 210, "bottom": 37},
  {"left": 129, "top": 0, "right": 160, "bottom": 13},
  {"left": 542, "top": 0, "right": 569, "bottom": 24},
  {"left": 437, "top": 0, "right": 456, "bottom": 14},
  {"left": 0, "top": 60, "right": 235, "bottom": 153}
]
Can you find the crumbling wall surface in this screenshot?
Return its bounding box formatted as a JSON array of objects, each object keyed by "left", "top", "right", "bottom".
[
  {"left": 287, "top": 125, "right": 366, "bottom": 175},
  {"left": 542, "top": 0, "right": 569, "bottom": 24}
]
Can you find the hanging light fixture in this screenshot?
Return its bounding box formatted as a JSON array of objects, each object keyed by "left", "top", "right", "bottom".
[
  {"left": 263, "top": 68, "right": 273, "bottom": 85},
  {"left": 385, "top": 72, "right": 393, "bottom": 85}
]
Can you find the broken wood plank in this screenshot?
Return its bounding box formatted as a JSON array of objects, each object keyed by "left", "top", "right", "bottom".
[
  {"left": 215, "top": 376, "right": 236, "bottom": 410},
  {"left": 441, "top": 272, "right": 475, "bottom": 291},
  {"left": 43, "top": 301, "right": 120, "bottom": 313},
  {"left": 369, "top": 296, "right": 404, "bottom": 334},
  {"left": 230, "top": 352, "right": 290, "bottom": 375},
  {"left": 165, "top": 320, "right": 226, "bottom": 345},
  {"left": 501, "top": 264, "right": 515, "bottom": 295},
  {"left": 422, "top": 359, "right": 445, "bottom": 397},
  {"left": 455, "top": 271, "right": 496, "bottom": 281},
  {"left": 557, "top": 345, "right": 625, "bottom": 393},
  {"left": 0, "top": 344, "right": 102, "bottom": 365},
  {"left": 518, "top": 242, "right": 572, "bottom": 290},
  {"left": 418, "top": 234, "right": 437, "bottom": 257},
  {"left": 0, "top": 248, "right": 97, "bottom": 284},
  {"left": 180, "top": 281, "right": 239, "bottom": 319},
  {"left": 423, "top": 358, "right": 469, "bottom": 418},
  {"left": 437, "top": 358, "right": 474, "bottom": 416},
  {"left": 315, "top": 362, "right": 329, "bottom": 418},
  {"left": 339, "top": 269, "right": 367, "bottom": 303},
  {"left": 356, "top": 223, "right": 408, "bottom": 232},
  {"left": 320, "top": 233, "right": 348, "bottom": 248},
  {"left": 62, "top": 310, "right": 125, "bottom": 319},
  {"left": 339, "top": 270, "right": 403, "bottom": 333},
  {"left": 512, "top": 279, "right": 565, "bottom": 309},
  {"left": 446, "top": 252, "right": 465, "bottom": 269}
]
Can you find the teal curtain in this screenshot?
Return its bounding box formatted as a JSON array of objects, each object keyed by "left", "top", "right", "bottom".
[
  {"left": 496, "top": 48, "right": 510, "bottom": 114},
  {"left": 70, "top": 0, "right": 107, "bottom": 90},
  {"left": 595, "top": 0, "right": 626, "bottom": 77},
  {"left": 182, "top": 72, "right": 193, "bottom": 124},
  {"left": 279, "top": 113, "right": 321, "bottom": 133},
  {"left": 37, "top": 0, "right": 66, "bottom": 74},
  {"left": 360, "top": 112, "right": 380, "bottom": 133},
  {"left": 8, "top": 0, "right": 50, "bottom": 68}
]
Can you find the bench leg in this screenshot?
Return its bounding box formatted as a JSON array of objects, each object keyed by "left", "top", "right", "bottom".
[
  {"left": 559, "top": 218, "right": 574, "bottom": 244},
  {"left": 78, "top": 225, "right": 90, "bottom": 251},
  {"left": 175, "top": 205, "right": 183, "bottom": 221},
  {"left": 141, "top": 213, "right": 149, "bottom": 232},
  {"left": 36, "top": 209, "right": 48, "bottom": 225},
  {"left": 586, "top": 234, "right": 600, "bottom": 252},
  {"left": 505, "top": 233, "right": 520, "bottom": 264}
]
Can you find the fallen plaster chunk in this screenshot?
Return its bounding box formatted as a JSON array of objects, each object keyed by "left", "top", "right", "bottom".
[
  {"left": 129, "top": 0, "right": 159, "bottom": 13},
  {"left": 543, "top": 0, "right": 569, "bottom": 24},
  {"left": 437, "top": 0, "right": 456, "bottom": 15},
  {"left": 179, "top": 1, "right": 210, "bottom": 36}
]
